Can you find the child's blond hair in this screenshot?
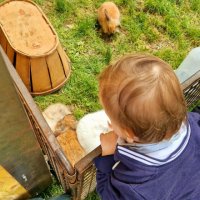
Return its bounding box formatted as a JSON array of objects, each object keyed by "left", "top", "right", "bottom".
[{"left": 99, "top": 54, "right": 187, "bottom": 143}]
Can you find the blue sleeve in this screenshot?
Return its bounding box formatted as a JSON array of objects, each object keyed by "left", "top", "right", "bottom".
[
  {"left": 94, "top": 155, "right": 117, "bottom": 199},
  {"left": 94, "top": 155, "right": 115, "bottom": 173},
  {"left": 94, "top": 155, "right": 145, "bottom": 199},
  {"left": 188, "top": 112, "right": 200, "bottom": 125}
]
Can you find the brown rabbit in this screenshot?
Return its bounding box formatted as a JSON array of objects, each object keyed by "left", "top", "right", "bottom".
[
  {"left": 55, "top": 115, "right": 86, "bottom": 166},
  {"left": 97, "top": 2, "right": 120, "bottom": 35},
  {"left": 57, "top": 129, "right": 86, "bottom": 166}
]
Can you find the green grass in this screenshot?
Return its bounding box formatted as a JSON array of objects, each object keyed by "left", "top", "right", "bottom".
[
  {"left": 55, "top": 0, "right": 66, "bottom": 13},
  {"left": 39, "top": 177, "right": 64, "bottom": 199},
  {"left": 33, "top": 0, "right": 200, "bottom": 115},
  {"left": 0, "top": 0, "right": 199, "bottom": 199}
]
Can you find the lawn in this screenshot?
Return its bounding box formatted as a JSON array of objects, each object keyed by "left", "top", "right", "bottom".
[
  {"left": 33, "top": 0, "right": 199, "bottom": 117},
  {"left": 1, "top": 0, "right": 199, "bottom": 199}
]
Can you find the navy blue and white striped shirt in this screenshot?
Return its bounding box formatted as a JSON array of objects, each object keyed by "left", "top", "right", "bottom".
[{"left": 94, "top": 112, "right": 200, "bottom": 200}]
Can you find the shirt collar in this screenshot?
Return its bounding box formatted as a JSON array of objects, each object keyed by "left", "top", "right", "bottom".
[{"left": 117, "top": 122, "right": 191, "bottom": 166}]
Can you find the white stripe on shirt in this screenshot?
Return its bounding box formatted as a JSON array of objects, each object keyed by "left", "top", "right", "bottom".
[{"left": 117, "top": 123, "right": 191, "bottom": 166}]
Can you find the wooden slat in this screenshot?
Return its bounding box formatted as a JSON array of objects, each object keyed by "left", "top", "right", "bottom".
[
  {"left": 57, "top": 43, "right": 71, "bottom": 76},
  {"left": 6, "top": 43, "right": 15, "bottom": 64},
  {"left": 0, "top": 28, "right": 7, "bottom": 52},
  {"left": 16, "top": 54, "right": 31, "bottom": 92},
  {"left": 0, "top": 28, "right": 3, "bottom": 47},
  {"left": 46, "top": 50, "right": 65, "bottom": 88},
  {"left": 75, "top": 146, "right": 101, "bottom": 174},
  {"left": 31, "top": 57, "right": 51, "bottom": 92}
]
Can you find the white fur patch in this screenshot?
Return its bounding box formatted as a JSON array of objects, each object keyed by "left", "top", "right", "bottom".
[{"left": 76, "top": 110, "right": 111, "bottom": 153}]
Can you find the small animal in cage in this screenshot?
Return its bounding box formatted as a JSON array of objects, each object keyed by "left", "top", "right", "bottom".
[{"left": 76, "top": 110, "right": 112, "bottom": 153}]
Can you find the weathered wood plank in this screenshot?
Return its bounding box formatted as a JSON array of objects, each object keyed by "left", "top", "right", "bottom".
[{"left": 0, "top": 46, "right": 52, "bottom": 197}]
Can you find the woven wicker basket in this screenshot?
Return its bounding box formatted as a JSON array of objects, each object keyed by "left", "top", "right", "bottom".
[
  {"left": 2, "top": 46, "right": 200, "bottom": 200},
  {"left": 0, "top": 0, "right": 70, "bottom": 96}
]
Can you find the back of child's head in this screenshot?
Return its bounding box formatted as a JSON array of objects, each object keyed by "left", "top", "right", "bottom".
[{"left": 99, "top": 54, "right": 187, "bottom": 143}]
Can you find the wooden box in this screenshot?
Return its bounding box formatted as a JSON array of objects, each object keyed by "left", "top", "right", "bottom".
[
  {"left": 0, "top": 0, "right": 71, "bottom": 96},
  {"left": 0, "top": 46, "right": 52, "bottom": 199}
]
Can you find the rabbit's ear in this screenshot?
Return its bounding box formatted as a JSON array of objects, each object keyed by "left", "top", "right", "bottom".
[{"left": 104, "top": 9, "right": 110, "bottom": 21}]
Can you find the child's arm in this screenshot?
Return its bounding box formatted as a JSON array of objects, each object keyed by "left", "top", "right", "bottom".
[
  {"left": 94, "top": 155, "right": 117, "bottom": 199},
  {"left": 94, "top": 131, "right": 145, "bottom": 199},
  {"left": 94, "top": 152, "right": 143, "bottom": 199},
  {"left": 94, "top": 131, "right": 118, "bottom": 198}
]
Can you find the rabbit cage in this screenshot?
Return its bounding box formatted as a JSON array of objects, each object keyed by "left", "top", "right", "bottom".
[
  {"left": 2, "top": 42, "right": 200, "bottom": 199},
  {"left": 0, "top": 0, "right": 71, "bottom": 96}
]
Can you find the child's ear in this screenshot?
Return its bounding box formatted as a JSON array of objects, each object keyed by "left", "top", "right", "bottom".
[
  {"left": 125, "top": 129, "right": 139, "bottom": 143},
  {"left": 126, "top": 136, "right": 134, "bottom": 143}
]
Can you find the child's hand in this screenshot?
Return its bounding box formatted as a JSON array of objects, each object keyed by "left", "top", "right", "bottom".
[{"left": 100, "top": 131, "right": 118, "bottom": 156}]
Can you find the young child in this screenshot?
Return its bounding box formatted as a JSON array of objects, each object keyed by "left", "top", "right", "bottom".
[{"left": 94, "top": 54, "right": 200, "bottom": 200}]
